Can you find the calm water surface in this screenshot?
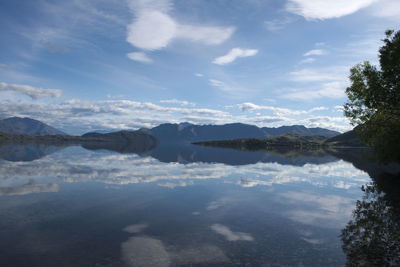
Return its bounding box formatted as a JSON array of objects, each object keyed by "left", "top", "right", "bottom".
[{"left": 0, "top": 144, "right": 398, "bottom": 266}]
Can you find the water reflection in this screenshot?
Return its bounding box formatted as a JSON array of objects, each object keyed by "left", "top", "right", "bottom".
[
  {"left": 0, "top": 143, "right": 395, "bottom": 266},
  {"left": 0, "top": 146, "right": 369, "bottom": 190},
  {"left": 0, "top": 179, "right": 59, "bottom": 196},
  {"left": 341, "top": 174, "right": 400, "bottom": 266},
  {"left": 0, "top": 142, "right": 338, "bottom": 166}
]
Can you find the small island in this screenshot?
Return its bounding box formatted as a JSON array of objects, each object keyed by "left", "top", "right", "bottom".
[{"left": 193, "top": 132, "right": 366, "bottom": 152}]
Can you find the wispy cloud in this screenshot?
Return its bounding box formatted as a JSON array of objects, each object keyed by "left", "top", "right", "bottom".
[
  {"left": 208, "top": 79, "right": 252, "bottom": 98},
  {"left": 286, "top": 0, "right": 376, "bottom": 19},
  {"left": 209, "top": 79, "right": 228, "bottom": 90},
  {"left": 303, "top": 49, "right": 326, "bottom": 57},
  {"left": 299, "top": 58, "right": 316, "bottom": 64},
  {"left": 281, "top": 82, "right": 346, "bottom": 101},
  {"left": 213, "top": 48, "right": 258, "bottom": 65},
  {"left": 289, "top": 68, "right": 344, "bottom": 82},
  {"left": 0, "top": 82, "right": 62, "bottom": 99},
  {"left": 238, "top": 102, "right": 328, "bottom": 116},
  {"left": 160, "top": 99, "right": 195, "bottom": 106},
  {"left": 264, "top": 17, "right": 294, "bottom": 31},
  {"left": 127, "top": 52, "right": 153, "bottom": 63}
]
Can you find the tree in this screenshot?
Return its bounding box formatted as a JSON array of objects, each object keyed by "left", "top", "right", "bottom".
[{"left": 344, "top": 30, "right": 400, "bottom": 162}]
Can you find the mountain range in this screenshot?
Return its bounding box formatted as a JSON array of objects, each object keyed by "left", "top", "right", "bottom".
[
  {"left": 139, "top": 122, "right": 340, "bottom": 142},
  {"left": 0, "top": 117, "right": 340, "bottom": 142}
]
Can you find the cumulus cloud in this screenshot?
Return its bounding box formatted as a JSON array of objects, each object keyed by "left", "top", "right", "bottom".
[
  {"left": 210, "top": 224, "right": 254, "bottom": 241},
  {"left": 127, "top": 52, "right": 153, "bottom": 63},
  {"left": 0, "top": 81, "right": 62, "bottom": 99},
  {"left": 126, "top": 0, "right": 234, "bottom": 51},
  {"left": 303, "top": 49, "right": 326, "bottom": 56},
  {"left": 127, "top": 10, "right": 177, "bottom": 50},
  {"left": 286, "top": 0, "right": 376, "bottom": 20},
  {"left": 213, "top": 48, "right": 258, "bottom": 65}
]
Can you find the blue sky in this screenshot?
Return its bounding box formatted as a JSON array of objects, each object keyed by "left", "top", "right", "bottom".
[{"left": 0, "top": 0, "right": 399, "bottom": 134}]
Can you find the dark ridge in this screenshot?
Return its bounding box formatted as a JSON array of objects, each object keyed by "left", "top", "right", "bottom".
[{"left": 0, "top": 117, "right": 66, "bottom": 135}]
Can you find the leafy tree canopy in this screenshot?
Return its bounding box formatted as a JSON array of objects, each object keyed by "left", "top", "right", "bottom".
[{"left": 344, "top": 30, "right": 400, "bottom": 162}]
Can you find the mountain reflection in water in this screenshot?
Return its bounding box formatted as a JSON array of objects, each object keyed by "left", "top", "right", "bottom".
[{"left": 0, "top": 143, "right": 398, "bottom": 266}]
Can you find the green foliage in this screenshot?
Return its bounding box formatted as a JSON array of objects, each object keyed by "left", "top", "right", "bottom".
[{"left": 344, "top": 30, "right": 400, "bottom": 162}]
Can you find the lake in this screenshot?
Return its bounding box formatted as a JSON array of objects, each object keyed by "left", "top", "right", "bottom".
[{"left": 0, "top": 143, "right": 399, "bottom": 266}]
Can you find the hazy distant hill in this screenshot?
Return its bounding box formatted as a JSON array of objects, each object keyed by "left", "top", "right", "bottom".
[
  {"left": 195, "top": 134, "right": 328, "bottom": 150},
  {"left": 325, "top": 129, "right": 366, "bottom": 147},
  {"left": 262, "top": 125, "right": 338, "bottom": 137},
  {"left": 142, "top": 122, "right": 340, "bottom": 142},
  {"left": 0, "top": 117, "right": 66, "bottom": 135}
]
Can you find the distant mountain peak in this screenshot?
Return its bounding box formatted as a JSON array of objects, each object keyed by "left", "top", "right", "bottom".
[
  {"left": 178, "top": 122, "right": 193, "bottom": 127},
  {"left": 0, "top": 117, "right": 66, "bottom": 135}
]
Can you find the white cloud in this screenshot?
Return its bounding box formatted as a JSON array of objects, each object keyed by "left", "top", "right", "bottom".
[
  {"left": 195, "top": 73, "right": 204, "bottom": 77},
  {"left": 127, "top": 52, "right": 153, "bottom": 63},
  {"left": 210, "top": 224, "right": 254, "bottom": 241},
  {"left": 0, "top": 96, "right": 350, "bottom": 134},
  {"left": 300, "top": 58, "right": 316, "bottom": 64},
  {"left": 176, "top": 25, "right": 235, "bottom": 46},
  {"left": 0, "top": 81, "right": 62, "bottom": 99},
  {"left": 127, "top": 10, "right": 177, "bottom": 51},
  {"left": 209, "top": 79, "right": 227, "bottom": 90},
  {"left": 303, "top": 49, "right": 326, "bottom": 56},
  {"left": 370, "top": 0, "right": 400, "bottom": 19},
  {"left": 213, "top": 48, "right": 258, "bottom": 65},
  {"left": 289, "top": 68, "right": 344, "bottom": 82},
  {"left": 237, "top": 102, "right": 328, "bottom": 116},
  {"left": 286, "top": 0, "right": 376, "bottom": 19},
  {"left": 159, "top": 99, "right": 195, "bottom": 106},
  {"left": 128, "top": 0, "right": 172, "bottom": 13},
  {"left": 281, "top": 82, "right": 346, "bottom": 101},
  {"left": 126, "top": 0, "right": 234, "bottom": 51}
]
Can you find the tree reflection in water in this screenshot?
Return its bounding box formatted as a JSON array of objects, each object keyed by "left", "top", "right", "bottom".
[{"left": 341, "top": 173, "right": 400, "bottom": 266}]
